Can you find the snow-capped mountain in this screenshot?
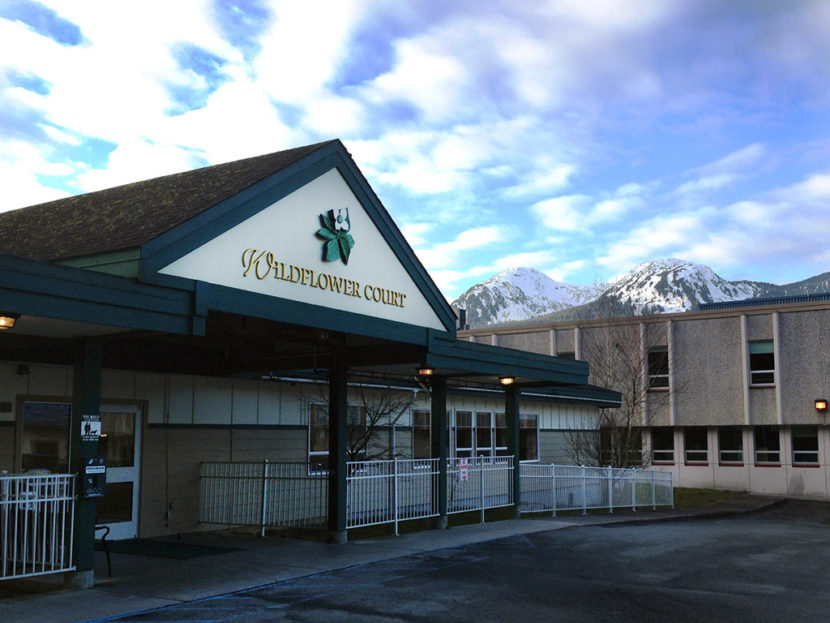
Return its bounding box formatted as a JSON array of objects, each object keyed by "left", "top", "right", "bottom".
[
  {"left": 453, "top": 267, "right": 604, "bottom": 327},
  {"left": 596, "top": 259, "right": 772, "bottom": 314},
  {"left": 452, "top": 259, "right": 826, "bottom": 327}
]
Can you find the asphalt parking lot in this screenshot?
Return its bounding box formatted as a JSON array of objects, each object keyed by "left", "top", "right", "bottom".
[{"left": 95, "top": 501, "right": 830, "bottom": 623}]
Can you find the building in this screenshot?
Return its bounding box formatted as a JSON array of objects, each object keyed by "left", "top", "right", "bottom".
[
  {"left": 0, "top": 140, "right": 618, "bottom": 586},
  {"left": 460, "top": 295, "right": 830, "bottom": 499}
]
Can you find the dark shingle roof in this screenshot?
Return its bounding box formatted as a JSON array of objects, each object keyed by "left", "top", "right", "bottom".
[{"left": 0, "top": 140, "right": 337, "bottom": 261}]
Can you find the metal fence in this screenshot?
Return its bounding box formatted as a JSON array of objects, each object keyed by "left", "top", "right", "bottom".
[
  {"left": 1, "top": 473, "right": 76, "bottom": 581},
  {"left": 346, "top": 459, "right": 439, "bottom": 533},
  {"left": 200, "top": 459, "right": 669, "bottom": 535},
  {"left": 447, "top": 457, "right": 514, "bottom": 519},
  {"left": 200, "top": 462, "right": 329, "bottom": 533},
  {"left": 520, "top": 464, "right": 674, "bottom": 515}
]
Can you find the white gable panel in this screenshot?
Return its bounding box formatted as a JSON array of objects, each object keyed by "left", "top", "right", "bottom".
[{"left": 159, "top": 169, "right": 446, "bottom": 330}]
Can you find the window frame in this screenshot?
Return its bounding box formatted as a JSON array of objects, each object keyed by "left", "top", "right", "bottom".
[
  {"left": 651, "top": 427, "right": 675, "bottom": 464},
  {"left": 411, "top": 409, "right": 431, "bottom": 459},
  {"left": 519, "top": 413, "right": 539, "bottom": 462},
  {"left": 754, "top": 426, "right": 780, "bottom": 465},
  {"left": 647, "top": 346, "right": 670, "bottom": 391},
  {"left": 717, "top": 427, "right": 744, "bottom": 465},
  {"left": 749, "top": 340, "right": 775, "bottom": 387},
  {"left": 792, "top": 426, "right": 819, "bottom": 467},
  {"left": 308, "top": 403, "right": 368, "bottom": 473},
  {"left": 684, "top": 427, "right": 708, "bottom": 465},
  {"left": 449, "top": 410, "right": 537, "bottom": 460}
]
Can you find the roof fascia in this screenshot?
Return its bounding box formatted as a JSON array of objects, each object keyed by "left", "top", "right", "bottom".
[
  {"left": 0, "top": 253, "right": 194, "bottom": 334},
  {"left": 426, "top": 330, "right": 590, "bottom": 385},
  {"left": 447, "top": 386, "right": 622, "bottom": 408}
]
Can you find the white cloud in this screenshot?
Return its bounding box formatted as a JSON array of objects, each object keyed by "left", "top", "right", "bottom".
[
  {"left": 531, "top": 195, "right": 590, "bottom": 231},
  {"left": 0, "top": 141, "right": 71, "bottom": 211},
  {"left": 413, "top": 226, "right": 505, "bottom": 271},
  {"left": 400, "top": 222, "right": 431, "bottom": 247},
  {"left": 597, "top": 211, "right": 713, "bottom": 271}
]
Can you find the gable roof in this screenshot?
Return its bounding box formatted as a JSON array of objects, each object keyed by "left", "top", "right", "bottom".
[{"left": 0, "top": 140, "right": 336, "bottom": 262}]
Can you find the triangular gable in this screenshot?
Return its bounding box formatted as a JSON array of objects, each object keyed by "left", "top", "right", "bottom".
[{"left": 151, "top": 148, "right": 453, "bottom": 333}]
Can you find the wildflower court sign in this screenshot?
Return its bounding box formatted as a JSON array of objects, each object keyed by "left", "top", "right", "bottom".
[{"left": 159, "top": 168, "right": 444, "bottom": 329}]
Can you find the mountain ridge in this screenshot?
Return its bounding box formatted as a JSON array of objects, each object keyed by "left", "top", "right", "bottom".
[{"left": 452, "top": 259, "right": 828, "bottom": 328}]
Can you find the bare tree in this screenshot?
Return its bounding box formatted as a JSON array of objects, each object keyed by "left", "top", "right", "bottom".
[
  {"left": 348, "top": 384, "right": 416, "bottom": 461},
  {"left": 566, "top": 319, "right": 673, "bottom": 468},
  {"left": 315, "top": 382, "right": 416, "bottom": 462}
]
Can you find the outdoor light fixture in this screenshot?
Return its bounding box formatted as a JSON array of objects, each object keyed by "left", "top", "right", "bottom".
[
  {"left": 0, "top": 313, "right": 18, "bottom": 330},
  {"left": 417, "top": 367, "right": 435, "bottom": 377},
  {"left": 815, "top": 399, "right": 828, "bottom": 412},
  {"left": 499, "top": 376, "right": 515, "bottom": 386}
]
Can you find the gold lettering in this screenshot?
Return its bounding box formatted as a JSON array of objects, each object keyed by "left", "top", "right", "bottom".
[
  {"left": 242, "top": 248, "right": 270, "bottom": 279},
  {"left": 242, "top": 250, "right": 409, "bottom": 309}
]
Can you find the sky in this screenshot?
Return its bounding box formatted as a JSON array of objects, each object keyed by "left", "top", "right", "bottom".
[{"left": 2, "top": 0, "right": 830, "bottom": 300}]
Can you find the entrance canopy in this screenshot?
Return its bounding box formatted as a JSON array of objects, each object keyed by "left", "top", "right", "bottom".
[{"left": 0, "top": 140, "right": 619, "bottom": 402}]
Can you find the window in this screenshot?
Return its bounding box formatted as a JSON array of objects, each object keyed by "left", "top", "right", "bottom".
[
  {"left": 651, "top": 427, "right": 674, "bottom": 464},
  {"left": 684, "top": 427, "right": 708, "bottom": 464},
  {"left": 495, "top": 413, "right": 509, "bottom": 456},
  {"left": 749, "top": 340, "right": 775, "bottom": 386},
  {"left": 308, "top": 404, "right": 367, "bottom": 471},
  {"left": 476, "top": 412, "right": 492, "bottom": 457},
  {"left": 450, "top": 410, "right": 535, "bottom": 459},
  {"left": 309, "top": 404, "right": 329, "bottom": 471},
  {"left": 648, "top": 347, "right": 669, "bottom": 390},
  {"left": 454, "top": 411, "right": 473, "bottom": 458},
  {"left": 718, "top": 427, "right": 743, "bottom": 464},
  {"left": 412, "top": 410, "right": 431, "bottom": 459},
  {"left": 21, "top": 401, "right": 71, "bottom": 472},
  {"left": 519, "top": 414, "right": 538, "bottom": 461},
  {"left": 792, "top": 426, "right": 819, "bottom": 466},
  {"left": 754, "top": 426, "right": 780, "bottom": 464}
]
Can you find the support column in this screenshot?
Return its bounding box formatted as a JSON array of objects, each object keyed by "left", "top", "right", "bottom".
[
  {"left": 67, "top": 338, "right": 102, "bottom": 589},
  {"left": 431, "top": 376, "right": 447, "bottom": 529},
  {"left": 327, "top": 347, "right": 348, "bottom": 544},
  {"left": 505, "top": 386, "right": 521, "bottom": 517}
]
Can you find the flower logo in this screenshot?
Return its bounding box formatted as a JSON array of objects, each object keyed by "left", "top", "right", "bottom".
[{"left": 316, "top": 208, "right": 355, "bottom": 264}]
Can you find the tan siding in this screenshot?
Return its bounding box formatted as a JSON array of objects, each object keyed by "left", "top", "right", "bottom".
[
  {"left": 497, "top": 331, "right": 549, "bottom": 355},
  {"left": 778, "top": 309, "right": 830, "bottom": 424},
  {"left": 673, "top": 317, "right": 744, "bottom": 426}
]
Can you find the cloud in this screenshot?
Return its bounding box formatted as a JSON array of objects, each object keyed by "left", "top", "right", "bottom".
[
  {"left": 597, "top": 210, "right": 713, "bottom": 271},
  {"left": 531, "top": 195, "right": 590, "bottom": 231}
]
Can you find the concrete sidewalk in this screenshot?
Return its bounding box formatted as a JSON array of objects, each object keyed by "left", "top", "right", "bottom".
[{"left": 0, "top": 495, "right": 781, "bottom": 623}]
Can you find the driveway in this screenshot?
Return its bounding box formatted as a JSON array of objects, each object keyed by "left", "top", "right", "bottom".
[{"left": 96, "top": 500, "right": 830, "bottom": 622}]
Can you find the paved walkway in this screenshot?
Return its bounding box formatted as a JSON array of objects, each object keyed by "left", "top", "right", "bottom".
[{"left": 0, "top": 495, "right": 781, "bottom": 623}]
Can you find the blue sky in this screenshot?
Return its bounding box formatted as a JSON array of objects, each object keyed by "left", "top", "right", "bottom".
[{"left": 2, "top": 0, "right": 830, "bottom": 299}]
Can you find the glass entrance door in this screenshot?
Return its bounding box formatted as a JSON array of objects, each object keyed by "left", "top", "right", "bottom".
[{"left": 96, "top": 405, "right": 142, "bottom": 540}]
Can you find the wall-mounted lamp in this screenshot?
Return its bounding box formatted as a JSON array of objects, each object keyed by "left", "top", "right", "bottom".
[
  {"left": 499, "top": 376, "right": 515, "bottom": 386},
  {"left": 417, "top": 367, "right": 435, "bottom": 377},
  {"left": 0, "top": 313, "right": 19, "bottom": 330},
  {"left": 815, "top": 399, "right": 827, "bottom": 413}
]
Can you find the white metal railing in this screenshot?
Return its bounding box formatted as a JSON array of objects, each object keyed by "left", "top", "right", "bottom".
[
  {"left": 520, "top": 464, "right": 673, "bottom": 516},
  {"left": 447, "top": 456, "right": 514, "bottom": 519},
  {"left": 200, "top": 462, "right": 329, "bottom": 533},
  {"left": 346, "top": 459, "right": 439, "bottom": 533},
  {"left": 1, "top": 473, "right": 76, "bottom": 581}
]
